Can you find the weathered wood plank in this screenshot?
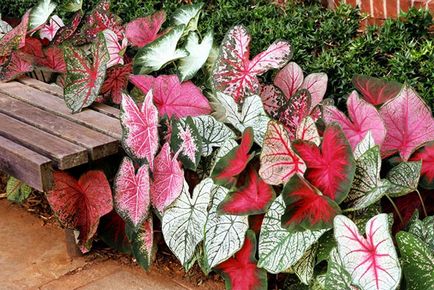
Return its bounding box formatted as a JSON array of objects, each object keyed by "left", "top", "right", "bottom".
[
  {"left": 0, "top": 113, "right": 88, "bottom": 170},
  {"left": 0, "top": 82, "right": 122, "bottom": 139},
  {"left": 18, "top": 78, "right": 120, "bottom": 118},
  {"left": 0, "top": 94, "right": 119, "bottom": 160},
  {"left": 0, "top": 136, "right": 53, "bottom": 191}
]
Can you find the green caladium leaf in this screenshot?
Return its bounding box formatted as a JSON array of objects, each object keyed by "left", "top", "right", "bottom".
[
  {"left": 257, "top": 195, "right": 326, "bottom": 274},
  {"left": 203, "top": 184, "right": 248, "bottom": 272},
  {"left": 353, "top": 131, "right": 375, "bottom": 160},
  {"left": 315, "top": 230, "right": 336, "bottom": 265},
  {"left": 408, "top": 212, "right": 434, "bottom": 251},
  {"left": 293, "top": 244, "right": 318, "bottom": 285},
  {"left": 347, "top": 202, "right": 382, "bottom": 235},
  {"left": 171, "top": 116, "right": 202, "bottom": 170},
  {"left": 396, "top": 231, "right": 434, "bottom": 290},
  {"left": 133, "top": 25, "right": 188, "bottom": 74},
  {"left": 6, "top": 177, "right": 31, "bottom": 203},
  {"left": 126, "top": 215, "right": 155, "bottom": 270},
  {"left": 324, "top": 248, "right": 353, "bottom": 290},
  {"left": 387, "top": 161, "right": 422, "bottom": 197},
  {"left": 172, "top": 2, "right": 203, "bottom": 34},
  {"left": 29, "top": 0, "right": 56, "bottom": 30},
  {"left": 62, "top": 0, "right": 82, "bottom": 12},
  {"left": 178, "top": 31, "right": 213, "bottom": 81}
]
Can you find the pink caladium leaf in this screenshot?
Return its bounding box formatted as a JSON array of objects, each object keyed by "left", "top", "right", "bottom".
[
  {"left": 218, "top": 167, "right": 275, "bottom": 215},
  {"left": 114, "top": 157, "right": 150, "bottom": 229},
  {"left": 47, "top": 171, "right": 113, "bottom": 253},
  {"left": 281, "top": 174, "right": 341, "bottom": 231},
  {"left": 103, "top": 29, "right": 127, "bottom": 68},
  {"left": 130, "top": 74, "right": 211, "bottom": 118},
  {"left": 353, "top": 75, "right": 402, "bottom": 106},
  {"left": 259, "top": 84, "right": 285, "bottom": 119},
  {"left": 0, "top": 11, "right": 29, "bottom": 58},
  {"left": 274, "top": 62, "right": 304, "bottom": 99},
  {"left": 323, "top": 91, "right": 386, "bottom": 150},
  {"left": 53, "top": 11, "right": 82, "bottom": 45},
  {"left": 151, "top": 143, "right": 184, "bottom": 213},
  {"left": 410, "top": 141, "right": 434, "bottom": 189},
  {"left": 120, "top": 91, "right": 159, "bottom": 167},
  {"left": 293, "top": 124, "right": 355, "bottom": 204},
  {"left": 380, "top": 85, "right": 434, "bottom": 161},
  {"left": 170, "top": 117, "right": 202, "bottom": 170},
  {"left": 63, "top": 33, "right": 109, "bottom": 112},
  {"left": 300, "top": 72, "right": 328, "bottom": 110},
  {"left": 213, "top": 25, "right": 291, "bottom": 103},
  {"left": 101, "top": 63, "right": 132, "bottom": 104},
  {"left": 125, "top": 11, "right": 166, "bottom": 47},
  {"left": 215, "top": 230, "right": 268, "bottom": 290},
  {"left": 126, "top": 215, "right": 155, "bottom": 270},
  {"left": 334, "top": 214, "right": 401, "bottom": 290},
  {"left": 277, "top": 89, "right": 312, "bottom": 138},
  {"left": 39, "top": 15, "right": 64, "bottom": 41},
  {"left": 0, "top": 52, "right": 33, "bottom": 81},
  {"left": 259, "top": 121, "right": 306, "bottom": 185},
  {"left": 36, "top": 46, "right": 66, "bottom": 73}
]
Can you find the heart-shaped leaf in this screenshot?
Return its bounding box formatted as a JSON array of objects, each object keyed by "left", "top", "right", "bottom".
[
  {"left": 126, "top": 215, "right": 154, "bottom": 270},
  {"left": 325, "top": 248, "right": 353, "bottom": 290},
  {"left": 47, "top": 171, "right": 113, "bottom": 253},
  {"left": 353, "top": 75, "right": 402, "bottom": 106},
  {"left": 125, "top": 11, "right": 165, "bottom": 47},
  {"left": 101, "top": 63, "right": 132, "bottom": 104},
  {"left": 215, "top": 230, "right": 268, "bottom": 290},
  {"left": 293, "top": 124, "right": 355, "bottom": 204},
  {"left": 103, "top": 29, "right": 127, "bottom": 68},
  {"left": 293, "top": 244, "right": 318, "bottom": 285},
  {"left": 408, "top": 214, "right": 434, "bottom": 251},
  {"left": 387, "top": 161, "right": 422, "bottom": 197},
  {"left": 29, "top": 0, "right": 56, "bottom": 30},
  {"left": 300, "top": 73, "right": 328, "bottom": 110},
  {"left": 6, "top": 177, "right": 31, "bottom": 204},
  {"left": 171, "top": 117, "right": 202, "bottom": 170},
  {"left": 39, "top": 15, "right": 64, "bottom": 41},
  {"left": 296, "top": 116, "right": 320, "bottom": 146},
  {"left": 380, "top": 85, "right": 434, "bottom": 161},
  {"left": 409, "top": 141, "right": 434, "bottom": 189},
  {"left": 162, "top": 178, "right": 213, "bottom": 268},
  {"left": 334, "top": 214, "right": 401, "bottom": 290},
  {"left": 0, "top": 11, "right": 29, "bottom": 58},
  {"left": 120, "top": 91, "right": 159, "bottom": 167},
  {"left": 213, "top": 25, "right": 291, "bottom": 103},
  {"left": 274, "top": 62, "right": 304, "bottom": 98},
  {"left": 172, "top": 3, "right": 203, "bottom": 34},
  {"left": 259, "top": 121, "right": 306, "bottom": 185}
]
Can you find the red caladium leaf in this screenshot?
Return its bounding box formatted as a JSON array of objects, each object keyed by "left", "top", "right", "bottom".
[
  {"left": 213, "top": 25, "right": 291, "bottom": 103},
  {"left": 53, "top": 11, "right": 82, "bottom": 45},
  {"left": 215, "top": 230, "right": 268, "bottom": 290},
  {"left": 410, "top": 141, "right": 434, "bottom": 189},
  {"left": 98, "top": 210, "right": 131, "bottom": 254},
  {"left": 274, "top": 62, "right": 304, "bottom": 98},
  {"left": 281, "top": 174, "right": 341, "bottom": 231},
  {"left": 101, "top": 63, "right": 132, "bottom": 104},
  {"left": 47, "top": 171, "right": 113, "bottom": 253},
  {"left": 114, "top": 157, "right": 150, "bottom": 229},
  {"left": 212, "top": 127, "right": 254, "bottom": 187},
  {"left": 277, "top": 89, "right": 312, "bottom": 138},
  {"left": 39, "top": 15, "right": 64, "bottom": 41},
  {"left": 292, "top": 124, "right": 355, "bottom": 204},
  {"left": 218, "top": 167, "right": 275, "bottom": 215},
  {"left": 380, "top": 85, "right": 434, "bottom": 161},
  {"left": 129, "top": 74, "right": 211, "bottom": 118},
  {"left": 120, "top": 91, "right": 159, "bottom": 167},
  {"left": 37, "top": 46, "right": 66, "bottom": 73},
  {"left": 20, "top": 37, "right": 44, "bottom": 61},
  {"left": 323, "top": 91, "right": 386, "bottom": 150},
  {"left": 151, "top": 143, "right": 184, "bottom": 213},
  {"left": 353, "top": 74, "right": 402, "bottom": 106},
  {"left": 103, "top": 29, "right": 127, "bottom": 68},
  {"left": 125, "top": 11, "right": 166, "bottom": 47},
  {"left": 259, "top": 121, "right": 306, "bottom": 185},
  {"left": 0, "top": 11, "right": 29, "bottom": 58},
  {"left": 63, "top": 33, "right": 109, "bottom": 112},
  {"left": 0, "top": 52, "right": 33, "bottom": 81}
]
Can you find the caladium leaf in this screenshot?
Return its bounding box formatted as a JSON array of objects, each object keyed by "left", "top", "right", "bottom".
[
  {"left": 217, "top": 167, "right": 275, "bottom": 215},
  {"left": 0, "top": 52, "right": 33, "bottom": 81},
  {"left": 293, "top": 244, "right": 318, "bottom": 285},
  {"left": 334, "top": 214, "right": 401, "bottom": 290},
  {"left": 323, "top": 91, "right": 386, "bottom": 150},
  {"left": 102, "top": 29, "right": 127, "bottom": 68},
  {"left": 126, "top": 215, "right": 155, "bottom": 270},
  {"left": 386, "top": 161, "right": 422, "bottom": 197},
  {"left": 296, "top": 116, "right": 320, "bottom": 146},
  {"left": 171, "top": 117, "right": 202, "bottom": 170},
  {"left": 259, "top": 84, "right": 284, "bottom": 119},
  {"left": 47, "top": 171, "right": 113, "bottom": 253},
  {"left": 325, "top": 248, "right": 353, "bottom": 290},
  {"left": 62, "top": 0, "right": 82, "bottom": 12},
  {"left": 293, "top": 124, "right": 355, "bottom": 204},
  {"left": 281, "top": 174, "right": 341, "bottom": 231},
  {"left": 277, "top": 89, "right": 312, "bottom": 138},
  {"left": 408, "top": 214, "right": 434, "bottom": 251},
  {"left": 133, "top": 25, "right": 188, "bottom": 74},
  {"left": 178, "top": 31, "right": 213, "bottom": 81},
  {"left": 120, "top": 91, "right": 159, "bottom": 167},
  {"left": 259, "top": 121, "right": 306, "bottom": 185},
  {"left": 215, "top": 230, "right": 268, "bottom": 290},
  {"left": 274, "top": 62, "right": 304, "bottom": 99},
  {"left": 162, "top": 178, "right": 213, "bottom": 268},
  {"left": 114, "top": 157, "right": 150, "bottom": 230},
  {"left": 98, "top": 211, "right": 131, "bottom": 254},
  {"left": 211, "top": 127, "right": 254, "bottom": 187},
  {"left": 380, "top": 85, "right": 434, "bottom": 161},
  {"left": 210, "top": 138, "right": 239, "bottom": 174},
  {"left": 29, "top": 0, "right": 56, "bottom": 30},
  {"left": 204, "top": 184, "right": 249, "bottom": 272},
  {"left": 213, "top": 25, "right": 291, "bottom": 103},
  {"left": 6, "top": 177, "right": 31, "bottom": 204},
  {"left": 125, "top": 11, "right": 165, "bottom": 47},
  {"left": 0, "top": 11, "right": 29, "bottom": 58},
  {"left": 215, "top": 92, "right": 270, "bottom": 145},
  {"left": 353, "top": 131, "right": 376, "bottom": 160},
  {"left": 63, "top": 33, "right": 109, "bottom": 112},
  {"left": 172, "top": 3, "right": 203, "bottom": 34},
  {"left": 300, "top": 73, "right": 328, "bottom": 110},
  {"left": 130, "top": 74, "right": 211, "bottom": 118},
  {"left": 0, "top": 17, "right": 12, "bottom": 38},
  {"left": 409, "top": 141, "right": 434, "bottom": 189},
  {"left": 353, "top": 75, "right": 402, "bottom": 106},
  {"left": 101, "top": 63, "right": 132, "bottom": 104},
  {"left": 53, "top": 11, "right": 82, "bottom": 45},
  {"left": 258, "top": 195, "right": 326, "bottom": 274},
  {"left": 36, "top": 46, "right": 66, "bottom": 73},
  {"left": 39, "top": 15, "right": 64, "bottom": 41}
]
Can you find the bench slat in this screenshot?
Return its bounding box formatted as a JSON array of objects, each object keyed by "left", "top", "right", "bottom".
[
  {"left": 0, "top": 82, "right": 122, "bottom": 139},
  {"left": 0, "top": 113, "right": 88, "bottom": 170},
  {"left": 0, "top": 94, "right": 119, "bottom": 161},
  {"left": 0, "top": 135, "right": 53, "bottom": 191}
]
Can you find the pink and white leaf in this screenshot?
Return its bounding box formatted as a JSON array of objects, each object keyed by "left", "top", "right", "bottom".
[
  {"left": 296, "top": 116, "right": 320, "bottom": 146},
  {"left": 103, "top": 29, "right": 127, "bottom": 68},
  {"left": 274, "top": 62, "right": 303, "bottom": 99},
  {"left": 125, "top": 11, "right": 165, "bottom": 47},
  {"left": 39, "top": 15, "right": 64, "bottom": 41},
  {"left": 301, "top": 73, "right": 328, "bottom": 111},
  {"left": 259, "top": 84, "right": 284, "bottom": 119},
  {"left": 278, "top": 89, "right": 311, "bottom": 138},
  {"left": 334, "top": 214, "right": 401, "bottom": 290}
]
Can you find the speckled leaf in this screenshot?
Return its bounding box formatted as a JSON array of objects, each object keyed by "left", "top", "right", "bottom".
[
  {"left": 353, "top": 131, "right": 376, "bottom": 160},
  {"left": 387, "top": 161, "right": 422, "bottom": 197},
  {"left": 0, "top": 11, "right": 29, "bottom": 58},
  {"left": 171, "top": 117, "right": 202, "bottom": 170},
  {"left": 325, "top": 248, "right": 353, "bottom": 290},
  {"left": 29, "top": 0, "right": 56, "bottom": 30},
  {"left": 278, "top": 89, "right": 312, "bottom": 138},
  {"left": 296, "top": 116, "right": 320, "bottom": 146},
  {"left": 126, "top": 215, "right": 155, "bottom": 270},
  {"left": 408, "top": 214, "right": 434, "bottom": 251},
  {"left": 6, "top": 177, "right": 31, "bottom": 204},
  {"left": 293, "top": 244, "right": 318, "bottom": 285},
  {"left": 259, "top": 84, "right": 284, "bottom": 119}
]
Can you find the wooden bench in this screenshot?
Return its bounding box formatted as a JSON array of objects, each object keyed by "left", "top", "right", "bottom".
[{"left": 0, "top": 77, "right": 122, "bottom": 192}]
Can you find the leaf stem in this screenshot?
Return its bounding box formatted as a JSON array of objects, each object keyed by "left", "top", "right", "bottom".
[
  {"left": 415, "top": 189, "right": 428, "bottom": 217},
  {"left": 385, "top": 194, "right": 404, "bottom": 225}
]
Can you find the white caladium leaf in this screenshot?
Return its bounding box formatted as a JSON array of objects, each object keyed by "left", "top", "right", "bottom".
[
  {"left": 162, "top": 178, "right": 213, "bottom": 268},
  {"left": 0, "top": 16, "right": 12, "bottom": 38},
  {"left": 103, "top": 29, "right": 127, "bottom": 68},
  {"left": 29, "top": 0, "right": 56, "bottom": 30},
  {"left": 215, "top": 92, "right": 270, "bottom": 145},
  {"left": 189, "top": 115, "right": 235, "bottom": 157},
  {"left": 334, "top": 214, "right": 401, "bottom": 290},
  {"left": 325, "top": 248, "right": 353, "bottom": 290},
  {"left": 178, "top": 31, "right": 213, "bottom": 81},
  {"left": 387, "top": 161, "right": 422, "bottom": 197},
  {"left": 258, "top": 195, "right": 326, "bottom": 274},
  {"left": 171, "top": 117, "right": 202, "bottom": 170},
  {"left": 293, "top": 244, "right": 318, "bottom": 285},
  {"left": 295, "top": 116, "right": 320, "bottom": 146},
  {"left": 172, "top": 2, "right": 203, "bottom": 34},
  {"left": 133, "top": 25, "right": 188, "bottom": 74},
  {"left": 126, "top": 215, "right": 154, "bottom": 270},
  {"left": 259, "top": 121, "right": 306, "bottom": 185},
  {"left": 353, "top": 131, "right": 376, "bottom": 160},
  {"left": 39, "top": 15, "right": 64, "bottom": 41},
  {"left": 204, "top": 184, "right": 249, "bottom": 272}
]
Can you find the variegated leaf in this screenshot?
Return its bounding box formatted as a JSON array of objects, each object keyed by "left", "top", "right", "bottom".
[
  {"left": 103, "top": 29, "right": 127, "bottom": 68},
  {"left": 0, "top": 11, "right": 29, "bottom": 58},
  {"left": 325, "top": 248, "right": 353, "bottom": 290},
  {"left": 39, "top": 15, "right": 64, "bottom": 41},
  {"left": 408, "top": 214, "right": 434, "bottom": 251},
  {"left": 171, "top": 117, "right": 202, "bottom": 170},
  {"left": 293, "top": 244, "right": 318, "bottom": 285},
  {"left": 126, "top": 215, "right": 154, "bottom": 270},
  {"left": 29, "top": 0, "right": 56, "bottom": 30},
  {"left": 0, "top": 16, "right": 12, "bottom": 38},
  {"left": 387, "top": 161, "right": 422, "bottom": 197},
  {"left": 172, "top": 2, "right": 203, "bottom": 34},
  {"left": 353, "top": 131, "right": 376, "bottom": 160},
  {"left": 300, "top": 73, "right": 328, "bottom": 111},
  {"left": 296, "top": 116, "right": 320, "bottom": 146},
  {"left": 210, "top": 138, "right": 238, "bottom": 173}
]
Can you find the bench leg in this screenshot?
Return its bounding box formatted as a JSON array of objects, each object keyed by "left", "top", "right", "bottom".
[{"left": 64, "top": 228, "right": 82, "bottom": 258}]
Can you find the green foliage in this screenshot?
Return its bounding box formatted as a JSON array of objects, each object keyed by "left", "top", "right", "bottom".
[{"left": 6, "top": 177, "right": 32, "bottom": 203}]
